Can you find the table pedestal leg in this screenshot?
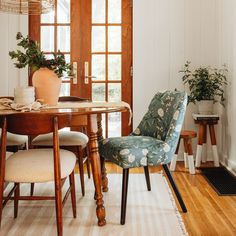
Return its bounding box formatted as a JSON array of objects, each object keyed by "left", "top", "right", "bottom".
[
  {"left": 196, "top": 124, "right": 204, "bottom": 167},
  {"left": 209, "top": 125, "right": 219, "bottom": 167},
  {"left": 97, "top": 114, "right": 108, "bottom": 192},
  {"left": 88, "top": 114, "right": 106, "bottom": 226}
]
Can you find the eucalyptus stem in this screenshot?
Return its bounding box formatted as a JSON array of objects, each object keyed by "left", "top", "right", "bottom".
[{"left": 9, "top": 32, "right": 72, "bottom": 78}]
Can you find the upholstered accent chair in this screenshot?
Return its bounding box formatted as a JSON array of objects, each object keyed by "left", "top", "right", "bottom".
[
  {"left": 32, "top": 96, "right": 90, "bottom": 196},
  {"left": 99, "top": 91, "right": 188, "bottom": 224}
]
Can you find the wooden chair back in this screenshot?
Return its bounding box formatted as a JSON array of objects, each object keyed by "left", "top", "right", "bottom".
[
  {"left": 59, "top": 96, "right": 90, "bottom": 102},
  {"left": 6, "top": 113, "right": 72, "bottom": 136},
  {"left": 0, "top": 97, "right": 14, "bottom": 100}
]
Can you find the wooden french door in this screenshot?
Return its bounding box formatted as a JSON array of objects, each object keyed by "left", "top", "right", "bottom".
[{"left": 29, "top": 0, "right": 132, "bottom": 137}]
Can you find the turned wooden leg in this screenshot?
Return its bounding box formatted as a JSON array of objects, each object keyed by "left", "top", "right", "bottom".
[
  {"left": 97, "top": 114, "right": 108, "bottom": 192},
  {"left": 100, "top": 156, "right": 108, "bottom": 192},
  {"left": 88, "top": 114, "right": 106, "bottom": 226}
]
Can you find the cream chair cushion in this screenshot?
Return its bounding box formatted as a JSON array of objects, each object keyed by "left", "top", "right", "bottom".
[
  {"left": 32, "top": 130, "right": 89, "bottom": 147},
  {"left": 5, "top": 149, "right": 76, "bottom": 183},
  {"left": 0, "top": 130, "right": 28, "bottom": 146}
]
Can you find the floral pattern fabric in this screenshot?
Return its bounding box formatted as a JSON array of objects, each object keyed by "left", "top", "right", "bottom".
[{"left": 99, "top": 91, "right": 187, "bottom": 168}]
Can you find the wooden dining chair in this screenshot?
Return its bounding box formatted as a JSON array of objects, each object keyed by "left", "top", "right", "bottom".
[
  {"left": 0, "top": 96, "right": 28, "bottom": 152},
  {"left": 99, "top": 91, "right": 188, "bottom": 224},
  {"left": 31, "top": 96, "right": 90, "bottom": 196},
  {"left": 0, "top": 113, "right": 77, "bottom": 236}
]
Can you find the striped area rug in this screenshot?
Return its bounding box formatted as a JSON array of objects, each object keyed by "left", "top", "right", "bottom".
[{"left": 1, "top": 174, "right": 188, "bottom": 236}]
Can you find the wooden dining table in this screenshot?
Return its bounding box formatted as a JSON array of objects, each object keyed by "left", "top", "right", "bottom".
[{"left": 0, "top": 101, "right": 129, "bottom": 226}]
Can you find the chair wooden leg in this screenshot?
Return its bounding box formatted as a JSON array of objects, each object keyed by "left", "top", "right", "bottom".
[
  {"left": 69, "top": 171, "right": 76, "bottom": 218},
  {"left": 121, "top": 168, "right": 129, "bottom": 225},
  {"left": 77, "top": 147, "right": 85, "bottom": 196},
  {"left": 55, "top": 176, "right": 63, "bottom": 236},
  {"left": 30, "top": 183, "right": 34, "bottom": 196},
  {"left": 85, "top": 146, "right": 91, "bottom": 179},
  {"left": 162, "top": 164, "right": 187, "bottom": 213},
  {"left": 0, "top": 120, "right": 7, "bottom": 228},
  {"left": 100, "top": 156, "right": 108, "bottom": 192},
  {"left": 144, "top": 166, "right": 151, "bottom": 191},
  {"left": 14, "top": 183, "right": 20, "bottom": 218},
  {"left": 0, "top": 177, "right": 4, "bottom": 227}
]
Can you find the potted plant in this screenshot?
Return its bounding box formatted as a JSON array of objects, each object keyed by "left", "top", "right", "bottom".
[
  {"left": 180, "top": 61, "right": 227, "bottom": 114},
  {"left": 9, "top": 32, "right": 72, "bottom": 105}
]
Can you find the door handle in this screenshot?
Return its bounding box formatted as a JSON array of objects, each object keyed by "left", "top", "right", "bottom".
[{"left": 84, "top": 61, "right": 96, "bottom": 84}]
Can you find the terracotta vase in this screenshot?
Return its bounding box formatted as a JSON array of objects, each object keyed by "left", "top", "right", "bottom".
[{"left": 32, "top": 68, "right": 61, "bottom": 106}]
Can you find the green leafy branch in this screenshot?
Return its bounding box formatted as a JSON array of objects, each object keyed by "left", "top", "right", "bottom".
[{"left": 9, "top": 32, "right": 72, "bottom": 78}]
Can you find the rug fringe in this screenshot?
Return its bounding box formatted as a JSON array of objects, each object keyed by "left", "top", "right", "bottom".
[{"left": 162, "top": 174, "right": 189, "bottom": 236}]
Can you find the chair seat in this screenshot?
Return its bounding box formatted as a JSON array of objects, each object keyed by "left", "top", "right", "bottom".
[
  {"left": 32, "top": 130, "right": 89, "bottom": 147},
  {"left": 99, "top": 136, "right": 171, "bottom": 168},
  {"left": 5, "top": 149, "right": 76, "bottom": 183},
  {"left": 0, "top": 132, "right": 28, "bottom": 146}
]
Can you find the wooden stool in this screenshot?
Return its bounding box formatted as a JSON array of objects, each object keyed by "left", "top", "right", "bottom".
[
  {"left": 170, "top": 130, "right": 197, "bottom": 174},
  {"left": 193, "top": 114, "right": 220, "bottom": 167}
]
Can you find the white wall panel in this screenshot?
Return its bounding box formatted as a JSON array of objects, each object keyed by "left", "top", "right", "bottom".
[
  {"left": 218, "top": 0, "right": 236, "bottom": 174},
  {"left": 0, "top": 13, "right": 28, "bottom": 96},
  {"left": 133, "top": 0, "right": 219, "bottom": 160}
]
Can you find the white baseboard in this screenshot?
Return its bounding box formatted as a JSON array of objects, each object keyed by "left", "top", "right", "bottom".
[{"left": 220, "top": 154, "right": 236, "bottom": 176}]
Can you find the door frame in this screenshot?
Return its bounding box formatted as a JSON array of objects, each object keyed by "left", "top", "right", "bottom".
[{"left": 28, "top": 0, "right": 133, "bottom": 135}]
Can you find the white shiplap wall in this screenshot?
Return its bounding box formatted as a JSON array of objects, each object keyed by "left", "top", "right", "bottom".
[
  {"left": 218, "top": 0, "right": 236, "bottom": 174},
  {"left": 133, "top": 0, "right": 220, "bottom": 160},
  {"left": 133, "top": 0, "right": 219, "bottom": 126},
  {"left": 0, "top": 13, "right": 28, "bottom": 96}
]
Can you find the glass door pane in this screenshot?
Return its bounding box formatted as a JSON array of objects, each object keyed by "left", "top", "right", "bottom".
[
  {"left": 40, "top": 0, "right": 71, "bottom": 96},
  {"left": 91, "top": 0, "right": 122, "bottom": 138}
]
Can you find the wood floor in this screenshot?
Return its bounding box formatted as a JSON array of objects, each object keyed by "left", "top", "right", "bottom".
[{"left": 103, "top": 161, "right": 236, "bottom": 236}]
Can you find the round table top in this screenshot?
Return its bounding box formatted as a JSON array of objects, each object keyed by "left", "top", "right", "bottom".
[{"left": 0, "top": 104, "right": 128, "bottom": 116}]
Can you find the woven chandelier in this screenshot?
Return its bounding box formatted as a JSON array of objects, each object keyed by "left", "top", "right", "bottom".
[{"left": 0, "top": 0, "right": 55, "bottom": 15}]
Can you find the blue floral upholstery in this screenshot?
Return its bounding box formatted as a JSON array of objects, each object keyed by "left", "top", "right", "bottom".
[{"left": 99, "top": 91, "right": 187, "bottom": 168}]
